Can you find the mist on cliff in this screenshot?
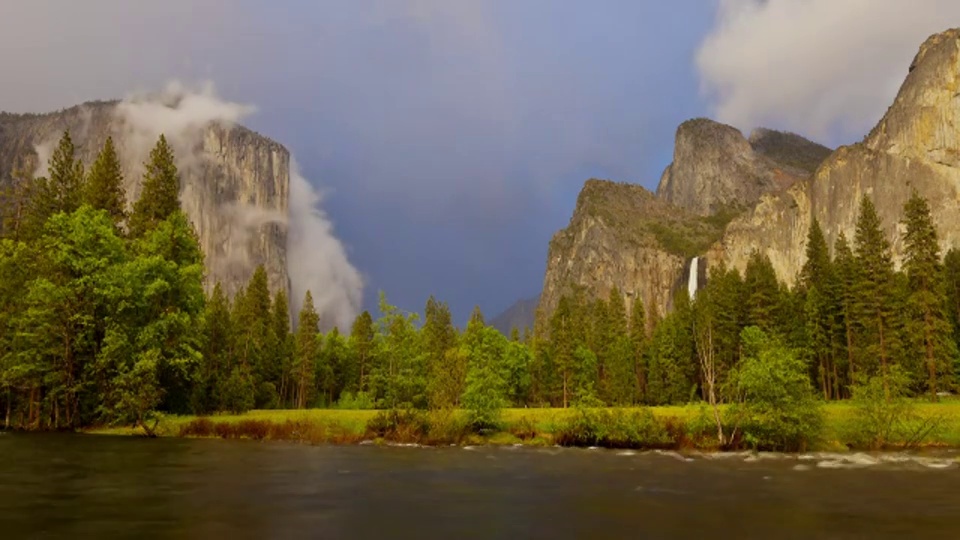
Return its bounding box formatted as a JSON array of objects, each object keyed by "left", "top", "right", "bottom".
[
  {"left": 697, "top": 0, "right": 960, "bottom": 142},
  {"left": 110, "top": 82, "right": 363, "bottom": 328}
]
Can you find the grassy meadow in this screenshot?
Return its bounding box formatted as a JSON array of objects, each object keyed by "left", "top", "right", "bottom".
[{"left": 85, "top": 399, "right": 960, "bottom": 452}]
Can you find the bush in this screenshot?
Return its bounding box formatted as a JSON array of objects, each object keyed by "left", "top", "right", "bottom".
[
  {"left": 554, "top": 407, "right": 674, "bottom": 449},
  {"left": 425, "top": 409, "right": 470, "bottom": 444},
  {"left": 217, "top": 367, "right": 256, "bottom": 414},
  {"left": 336, "top": 391, "right": 377, "bottom": 410},
  {"left": 365, "top": 408, "right": 430, "bottom": 442},
  {"left": 726, "top": 327, "right": 823, "bottom": 451},
  {"left": 845, "top": 367, "right": 943, "bottom": 449},
  {"left": 255, "top": 382, "right": 280, "bottom": 410}
]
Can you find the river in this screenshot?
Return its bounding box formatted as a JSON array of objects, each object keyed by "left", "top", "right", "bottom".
[{"left": 1, "top": 433, "right": 958, "bottom": 539}]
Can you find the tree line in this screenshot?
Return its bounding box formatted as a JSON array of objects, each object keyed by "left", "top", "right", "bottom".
[{"left": 1, "top": 129, "right": 957, "bottom": 434}]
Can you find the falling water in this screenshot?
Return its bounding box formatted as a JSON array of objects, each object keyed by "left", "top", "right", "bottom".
[{"left": 688, "top": 257, "right": 699, "bottom": 298}]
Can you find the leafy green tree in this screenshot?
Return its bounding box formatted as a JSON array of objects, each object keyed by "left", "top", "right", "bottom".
[
  {"left": 646, "top": 290, "right": 696, "bottom": 405},
  {"left": 218, "top": 365, "right": 256, "bottom": 414},
  {"left": 727, "top": 327, "right": 823, "bottom": 451},
  {"left": 129, "top": 134, "right": 180, "bottom": 237},
  {"left": 423, "top": 296, "right": 461, "bottom": 409},
  {"left": 293, "top": 291, "right": 320, "bottom": 409},
  {"left": 372, "top": 292, "right": 426, "bottom": 409},
  {"left": 502, "top": 339, "right": 532, "bottom": 406},
  {"left": 461, "top": 324, "right": 508, "bottom": 430},
  {"left": 901, "top": 191, "right": 956, "bottom": 398},
  {"left": 84, "top": 136, "right": 126, "bottom": 225}
]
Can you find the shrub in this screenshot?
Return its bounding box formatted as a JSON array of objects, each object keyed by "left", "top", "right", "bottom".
[
  {"left": 217, "top": 367, "right": 256, "bottom": 414},
  {"left": 846, "top": 367, "right": 943, "bottom": 449},
  {"left": 726, "top": 327, "right": 823, "bottom": 451},
  {"left": 425, "top": 409, "right": 470, "bottom": 445},
  {"left": 255, "top": 382, "right": 279, "bottom": 410},
  {"left": 366, "top": 409, "right": 430, "bottom": 442},
  {"left": 554, "top": 407, "right": 674, "bottom": 449},
  {"left": 336, "top": 391, "right": 377, "bottom": 410}
]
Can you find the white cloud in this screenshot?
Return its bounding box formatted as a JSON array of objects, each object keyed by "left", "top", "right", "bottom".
[{"left": 697, "top": 0, "right": 960, "bottom": 142}]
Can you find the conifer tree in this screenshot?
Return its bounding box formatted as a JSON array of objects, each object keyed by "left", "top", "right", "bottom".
[
  {"left": 195, "top": 282, "right": 232, "bottom": 413},
  {"left": 550, "top": 295, "right": 576, "bottom": 408},
  {"left": 270, "top": 289, "right": 293, "bottom": 406},
  {"left": 743, "top": 250, "right": 783, "bottom": 334},
  {"left": 629, "top": 295, "right": 648, "bottom": 401},
  {"left": 852, "top": 195, "right": 900, "bottom": 391},
  {"left": 423, "top": 296, "right": 461, "bottom": 409},
  {"left": 85, "top": 136, "right": 127, "bottom": 224},
  {"left": 233, "top": 266, "right": 272, "bottom": 388},
  {"left": 944, "top": 248, "right": 960, "bottom": 347},
  {"left": 47, "top": 130, "right": 85, "bottom": 214},
  {"left": 603, "top": 287, "right": 635, "bottom": 404},
  {"left": 129, "top": 134, "right": 180, "bottom": 237},
  {"left": 800, "top": 218, "right": 838, "bottom": 399},
  {"left": 833, "top": 232, "right": 857, "bottom": 391},
  {"left": 349, "top": 311, "right": 375, "bottom": 392},
  {"left": 293, "top": 291, "right": 320, "bottom": 409},
  {"left": 901, "top": 191, "right": 956, "bottom": 399}
]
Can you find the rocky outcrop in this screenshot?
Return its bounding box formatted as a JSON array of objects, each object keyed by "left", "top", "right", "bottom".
[
  {"left": 709, "top": 28, "right": 960, "bottom": 284},
  {"left": 0, "top": 101, "right": 290, "bottom": 297},
  {"left": 537, "top": 180, "right": 727, "bottom": 333},
  {"left": 656, "top": 118, "right": 830, "bottom": 216}
]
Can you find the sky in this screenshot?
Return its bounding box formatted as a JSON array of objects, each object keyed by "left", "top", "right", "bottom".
[{"left": 1, "top": 1, "right": 958, "bottom": 325}]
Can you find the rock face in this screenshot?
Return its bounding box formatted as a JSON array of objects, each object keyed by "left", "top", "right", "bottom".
[
  {"left": 0, "top": 101, "right": 290, "bottom": 297},
  {"left": 656, "top": 118, "right": 830, "bottom": 216},
  {"left": 537, "top": 180, "right": 728, "bottom": 333},
  {"left": 539, "top": 28, "right": 960, "bottom": 329},
  {"left": 709, "top": 28, "right": 960, "bottom": 284},
  {"left": 490, "top": 295, "right": 539, "bottom": 336}
]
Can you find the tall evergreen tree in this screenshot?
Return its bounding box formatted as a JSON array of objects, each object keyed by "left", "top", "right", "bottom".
[
  {"left": 944, "top": 248, "right": 960, "bottom": 348},
  {"left": 800, "top": 217, "right": 838, "bottom": 399},
  {"left": 629, "top": 295, "right": 648, "bottom": 402},
  {"left": 84, "top": 136, "right": 126, "bottom": 224},
  {"left": 47, "top": 130, "right": 85, "bottom": 215},
  {"left": 743, "top": 250, "right": 783, "bottom": 334},
  {"left": 423, "top": 296, "right": 462, "bottom": 409},
  {"left": 129, "top": 134, "right": 180, "bottom": 237},
  {"left": 270, "top": 289, "right": 293, "bottom": 406},
  {"left": 852, "top": 195, "right": 901, "bottom": 391},
  {"left": 901, "top": 191, "right": 956, "bottom": 398},
  {"left": 293, "top": 291, "right": 320, "bottom": 409},
  {"left": 550, "top": 295, "right": 576, "bottom": 408},
  {"left": 833, "top": 232, "right": 857, "bottom": 392},
  {"left": 195, "top": 282, "right": 232, "bottom": 413},
  {"left": 349, "top": 311, "right": 375, "bottom": 393}
]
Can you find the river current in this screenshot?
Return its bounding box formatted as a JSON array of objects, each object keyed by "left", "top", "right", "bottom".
[{"left": 1, "top": 433, "right": 957, "bottom": 539}]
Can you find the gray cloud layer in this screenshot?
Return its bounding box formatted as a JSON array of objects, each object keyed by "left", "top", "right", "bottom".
[{"left": 697, "top": 0, "right": 960, "bottom": 143}]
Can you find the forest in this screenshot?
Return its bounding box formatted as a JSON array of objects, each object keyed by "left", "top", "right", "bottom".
[{"left": 1, "top": 131, "right": 959, "bottom": 448}]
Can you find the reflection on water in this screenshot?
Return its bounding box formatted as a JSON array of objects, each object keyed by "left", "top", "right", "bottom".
[{"left": 1, "top": 433, "right": 959, "bottom": 539}]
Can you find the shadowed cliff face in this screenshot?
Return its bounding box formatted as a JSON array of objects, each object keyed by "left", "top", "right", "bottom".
[
  {"left": 709, "top": 28, "right": 960, "bottom": 284},
  {"left": 0, "top": 101, "right": 290, "bottom": 298},
  {"left": 656, "top": 118, "right": 830, "bottom": 217}
]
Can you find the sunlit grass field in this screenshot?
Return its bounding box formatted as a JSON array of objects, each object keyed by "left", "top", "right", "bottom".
[{"left": 86, "top": 399, "right": 960, "bottom": 450}]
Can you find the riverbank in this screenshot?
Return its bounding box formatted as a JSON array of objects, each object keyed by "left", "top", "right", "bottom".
[{"left": 82, "top": 400, "right": 960, "bottom": 452}]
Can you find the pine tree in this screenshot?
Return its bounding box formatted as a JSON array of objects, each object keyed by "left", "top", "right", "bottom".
[
  {"left": 233, "top": 266, "right": 272, "bottom": 388},
  {"left": 129, "top": 134, "right": 180, "bottom": 237},
  {"left": 423, "top": 296, "right": 461, "bottom": 409},
  {"left": 852, "top": 195, "right": 900, "bottom": 392},
  {"left": 270, "top": 289, "right": 293, "bottom": 406},
  {"left": 293, "top": 291, "right": 320, "bottom": 409},
  {"left": 195, "top": 282, "right": 233, "bottom": 413},
  {"left": 550, "top": 295, "right": 576, "bottom": 408},
  {"left": 629, "top": 294, "right": 648, "bottom": 402},
  {"left": 47, "top": 130, "right": 85, "bottom": 215},
  {"left": 901, "top": 191, "right": 956, "bottom": 399},
  {"left": 944, "top": 249, "right": 960, "bottom": 348},
  {"left": 833, "top": 232, "right": 857, "bottom": 392},
  {"left": 349, "top": 311, "right": 375, "bottom": 393},
  {"left": 800, "top": 217, "right": 838, "bottom": 399},
  {"left": 603, "top": 287, "right": 635, "bottom": 405},
  {"left": 85, "top": 136, "right": 127, "bottom": 225},
  {"left": 744, "top": 250, "right": 783, "bottom": 334}
]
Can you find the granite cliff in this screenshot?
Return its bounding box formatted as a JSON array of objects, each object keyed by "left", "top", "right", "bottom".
[
  {"left": 708, "top": 28, "right": 960, "bottom": 285},
  {"left": 539, "top": 28, "right": 960, "bottom": 331},
  {"left": 0, "top": 100, "right": 290, "bottom": 297}
]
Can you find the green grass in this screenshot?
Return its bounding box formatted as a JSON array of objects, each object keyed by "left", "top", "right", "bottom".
[{"left": 85, "top": 400, "right": 960, "bottom": 451}]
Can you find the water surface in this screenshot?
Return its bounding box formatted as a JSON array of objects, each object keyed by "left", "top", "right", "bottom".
[{"left": 1, "top": 433, "right": 958, "bottom": 539}]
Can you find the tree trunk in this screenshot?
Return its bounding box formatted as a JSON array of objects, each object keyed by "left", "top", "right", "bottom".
[{"left": 924, "top": 309, "right": 937, "bottom": 401}]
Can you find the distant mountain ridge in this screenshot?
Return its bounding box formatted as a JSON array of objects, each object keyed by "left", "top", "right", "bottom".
[{"left": 490, "top": 295, "right": 539, "bottom": 335}]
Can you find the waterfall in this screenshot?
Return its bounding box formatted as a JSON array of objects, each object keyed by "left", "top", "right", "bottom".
[{"left": 688, "top": 257, "right": 699, "bottom": 299}]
